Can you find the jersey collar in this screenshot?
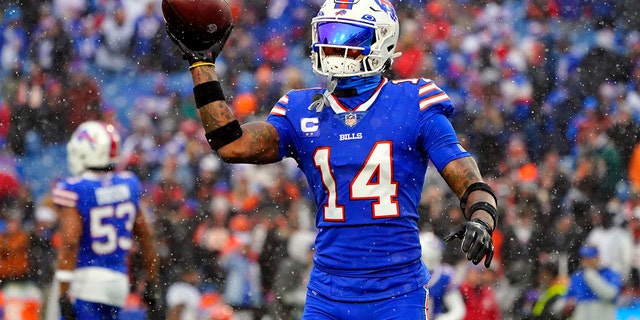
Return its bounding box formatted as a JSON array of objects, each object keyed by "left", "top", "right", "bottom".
[{"left": 327, "top": 77, "right": 388, "bottom": 114}]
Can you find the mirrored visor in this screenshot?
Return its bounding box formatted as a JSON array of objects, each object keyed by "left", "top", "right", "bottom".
[{"left": 317, "top": 22, "right": 374, "bottom": 47}]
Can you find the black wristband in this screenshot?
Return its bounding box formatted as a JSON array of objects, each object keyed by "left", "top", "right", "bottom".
[
  {"left": 466, "top": 202, "right": 498, "bottom": 230},
  {"left": 193, "top": 81, "right": 225, "bottom": 108},
  {"left": 205, "top": 120, "right": 243, "bottom": 150},
  {"left": 460, "top": 182, "right": 497, "bottom": 212},
  {"left": 471, "top": 218, "right": 494, "bottom": 235}
]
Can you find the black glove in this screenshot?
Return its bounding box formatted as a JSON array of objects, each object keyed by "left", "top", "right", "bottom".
[
  {"left": 444, "top": 219, "right": 494, "bottom": 268},
  {"left": 59, "top": 296, "right": 76, "bottom": 320},
  {"left": 166, "top": 24, "right": 234, "bottom": 65},
  {"left": 143, "top": 280, "right": 164, "bottom": 320}
]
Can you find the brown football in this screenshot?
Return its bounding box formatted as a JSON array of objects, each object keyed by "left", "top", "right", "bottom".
[{"left": 162, "top": 0, "right": 232, "bottom": 50}]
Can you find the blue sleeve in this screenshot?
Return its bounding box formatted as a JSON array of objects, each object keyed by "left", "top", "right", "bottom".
[
  {"left": 602, "top": 269, "right": 623, "bottom": 291},
  {"left": 267, "top": 113, "right": 297, "bottom": 161},
  {"left": 418, "top": 112, "right": 470, "bottom": 172}
]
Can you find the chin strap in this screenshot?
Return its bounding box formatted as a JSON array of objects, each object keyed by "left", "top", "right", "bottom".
[{"left": 308, "top": 75, "right": 337, "bottom": 113}]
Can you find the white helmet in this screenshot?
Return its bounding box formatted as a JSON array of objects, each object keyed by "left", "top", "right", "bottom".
[
  {"left": 420, "top": 231, "right": 444, "bottom": 270},
  {"left": 67, "top": 121, "right": 121, "bottom": 175},
  {"left": 311, "top": 0, "right": 401, "bottom": 78}
]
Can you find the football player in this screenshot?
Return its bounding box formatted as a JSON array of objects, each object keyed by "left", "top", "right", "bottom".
[
  {"left": 52, "top": 121, "right": 161, "bottom": 320},
  {"left": 167, "top": 0, "right": 498, "bottom": 318},
  {"left": 420, "top": 231, "right": 466, "bottom": 320}
]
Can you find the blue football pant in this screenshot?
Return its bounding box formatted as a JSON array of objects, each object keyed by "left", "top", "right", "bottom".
[
  {"left": 71, "top": 299, "right": 121, "bottom": 320},
  {"left": 302, "top": 285, "right": 428, "bottom": 320}
]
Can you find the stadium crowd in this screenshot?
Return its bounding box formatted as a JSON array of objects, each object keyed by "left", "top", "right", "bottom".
[{"left": 0, "top": 0, "right": 639, "bottom": 319}]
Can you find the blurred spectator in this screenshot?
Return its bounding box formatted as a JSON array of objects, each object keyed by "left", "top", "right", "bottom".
[
  {"left": 607, "top": 104, "right": 640, "bottom": 172},
  {"left": 501, "top": 202, "right": 543, "bottom": 317},
  {"left": 529, "top": 263, "right": 567, "bottom": 320},
  {"left": 271, "top": 229, "right": 315, "bottom": 320},
  {"left": 460, "top": 264, "right": 501, "bottom": 320},
  {"left": 256, "top": 203, "right": 292, "bottom": 313},
  {"left": 228, "top": 166, "right": 261, "bottom": 214},
  {"left": 560, "top": 245, "right": 622, "bottom": 320},
  {"left": 131, "top": 2, "right": 163, "bottom": 72},
  {"left": 538, "top": 212, "right": 582, "bottom": 274},
  {"left": 8, "top": 64, "right": 47, "bottom": 155},
  {"left": 154, "top": 208, "right": 191, "bottom": 293},
  {"left": 252, "top": 64, "right": 286, "bottom": 116},
  {"left": 536, "top": 150, "right": 571, "bottom": 220},
  {"left": 193, "top": 195, "right": 231, "bottom": 291},
  {"left": 65, "top": 67, "right": 102, "bottom": 130},
  {"left": 133, "top": 73, "right": 174, "bottom": 119},
  {"left": 220, "top": 214, "right": 264, "bottom": 319},
  {"left": 585, "top": 204, "right": 634, "bottom": 285},
  {"left": 192, "top": 154, "right": 223, "bottom": 202},
  {"left": 29, "top": 14, "right": 73, "bottom": 81},
  {"left": 0, "top": 6, "right": 28, "bottom": 74},
  {"left": 0, "top": 208, "right": 32, "bottom": 282},
  {"left": 73, "top": 14, "right": 101, "bottom": 67},
  {"left": 472, "top": 79, "right": 506, "bottom": 177},
  {"left": 151, "top": 152, "right": 194, "bottom": 199},
  {"left": 439, "top": 204, "right": 467, "bottom": 266},
  {"left": 420, "top": 231, "right": 466, "bottom": 320},
  {"left": 94, "top": 5, "right": 134, "bottom": 73},
  {"left": 166, "top": 267, "right": 202, "bottom": 320},
  {"left": 29, "top": 200, "right": 57, "bottom": 287},
  {"left": 0, "top": 207, "right": 42, "bottom": 319},
  {"left": 39, "top": 77, "right": 70, "bottom": 145},
  {"left": 29, "top": 199, "right": 58, "bottom": 316},
  {"left": 573, "top": 22, "right": 633, "bottom": 101},
  {"left": 1, "top": 63, "right": 22, "bottom": 110},
  {"left": 120, "top": 113, "right": 157, "bottom": 177},
  {"left": 577, "top": 113, "right": 623, "bottom": 203}
]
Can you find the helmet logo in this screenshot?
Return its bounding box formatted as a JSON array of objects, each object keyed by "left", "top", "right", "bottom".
[
  {"left": 76, "top": 130, "right": 96, "bottom": 148},
  {"left": 335, "top": 9, "right": 347, "bottom": 16},
  {"left": 374, "top": 0, "right": 397, "bottom": 21}
]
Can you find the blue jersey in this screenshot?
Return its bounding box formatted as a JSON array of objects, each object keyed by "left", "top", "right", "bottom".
[
  {"left": 52, "top": 171, "right": 142, "bottom": 274},
  {"left": 428, "top": 265, "right": 457, "bottom": 315},
  {"left": 267, "top": 78, "right": 470, "bottom": 301},
  {"left": 566, "top": 267, "right": 622, "bottom": 302}
]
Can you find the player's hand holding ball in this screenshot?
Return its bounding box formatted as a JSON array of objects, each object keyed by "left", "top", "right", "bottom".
[
  {"left": 444, "top": 219, "right": 494, "bottom": 268},
  {"left": 162, "top": 0, "right": 234, "bottom": 66}
]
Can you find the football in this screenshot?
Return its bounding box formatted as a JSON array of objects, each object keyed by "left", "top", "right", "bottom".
[{"left": 162, "top": 0, "right": 233, "bottom": 51}]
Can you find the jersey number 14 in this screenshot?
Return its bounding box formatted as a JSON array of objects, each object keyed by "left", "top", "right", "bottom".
[{"left": 314, "top": 141, "right": 400, "bottom": 221}]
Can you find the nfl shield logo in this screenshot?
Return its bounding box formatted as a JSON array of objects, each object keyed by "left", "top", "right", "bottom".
[{"left": 345, "top": 113, "right": 357, "bottom": 127}]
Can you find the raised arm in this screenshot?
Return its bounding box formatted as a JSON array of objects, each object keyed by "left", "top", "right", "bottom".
[
  {"left": 167, "top": 25, "right": 280, "bottom": 164},
  {"left": 189, "top": 65, "right": 280, "bottom": 164}
]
